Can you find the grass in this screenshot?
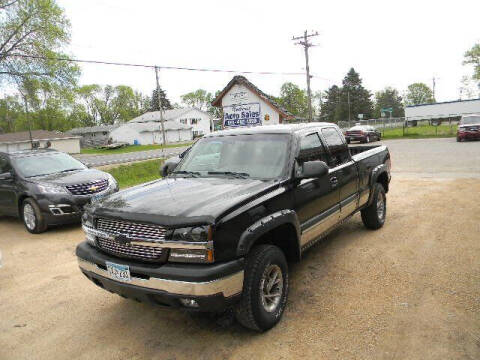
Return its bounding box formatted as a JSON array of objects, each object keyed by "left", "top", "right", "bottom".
[
  {"left": 81, "top": 142, "right": 192, "bottom": 155},
  {"left": 381, "top": 124, "right": 458, "bottom": 140},
  {"left": 105, "top": 159, "right": 163, "bottom": 189}
]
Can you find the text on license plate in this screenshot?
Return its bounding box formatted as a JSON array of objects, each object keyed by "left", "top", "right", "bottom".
[{"left": 106, "top": 261, "right": 131, "bottom": 282}]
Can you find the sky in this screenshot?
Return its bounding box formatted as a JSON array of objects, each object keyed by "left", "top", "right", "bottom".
[{"left": 58, "top": 0, "right": 480, "bottom": 104}]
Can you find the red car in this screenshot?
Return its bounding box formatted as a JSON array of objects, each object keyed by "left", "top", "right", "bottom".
[
  {"left": 457, "top": 115, "right": 480, "bottom": 142},
  {"left": 345, "top": 125, "right": 381, "bottom": 144}
]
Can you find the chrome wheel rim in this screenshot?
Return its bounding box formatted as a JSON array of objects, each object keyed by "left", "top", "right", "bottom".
[
  {"left": 260, "top": 264, "right": 283, "bottom": 313},
  {"left": 23, "top": 204, "right": 36, "bottom": 230},
  {"left": 377, "top": 193, "right": 385, "bottom": 220}
]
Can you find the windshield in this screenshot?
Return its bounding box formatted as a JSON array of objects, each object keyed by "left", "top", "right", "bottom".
[
  {"left": 174, "top": 134, "right": 291, "bottom": 180},
  {"left": 460, "top": 116, "right": 480, "bottom": 125},
  {"left": 13, "top": 152, "right": 87, "bottom": 178}
]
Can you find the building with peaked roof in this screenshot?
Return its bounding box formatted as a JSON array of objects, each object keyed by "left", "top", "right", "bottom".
[
  {"left": 212, "top": 76, "right": 294, "bottom": 128},
  {"left": 0, "top": 130, "right": 81, "bottom": 153},
  {"left": 110, "top": 120, "right": 193, "bottom": 145},
  {"left": 130, "top": 108, "right": 212, "bottom": 137}
]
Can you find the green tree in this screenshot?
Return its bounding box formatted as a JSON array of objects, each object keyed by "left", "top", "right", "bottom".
[
  {"left": 336, "top": 68, "right": 373, "bottom": 122},
  {"left": 150, "top": 87, "right": 172, "bottom": 111},
  {"left": 320, "top": 85, "right": 341, "bottom": 122},
  {"left": 0, "top": 0, "right": 80, "bottom": 87},
  {"left": 0, "top": 95, "right": 24, "bottom": 133},
  {"left": 277, "top": 82, "right": 308, "bottom": 118},
  {"left": 404, "top": 83, "right": 434, "bottom": 106},
  {"left": 181, "top": 89, "right": 213, "bottom": 111},
  {"left": 463, "top": 43, "right": 480, "bottom": 82},
  {"left": 373, "top": 87, "right": 404, "bottom": 118},
  {"left": 75, "top": 84, "right": 148, "bottom": 125}
]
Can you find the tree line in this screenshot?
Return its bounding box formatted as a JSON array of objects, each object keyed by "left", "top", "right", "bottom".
[{"left": 1, "top": 1, "right": 479, "bottom": 134}]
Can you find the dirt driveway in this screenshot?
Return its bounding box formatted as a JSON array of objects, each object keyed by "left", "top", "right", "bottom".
[{"left": 1, "top": 141, "right": 479, "bottom": 360}]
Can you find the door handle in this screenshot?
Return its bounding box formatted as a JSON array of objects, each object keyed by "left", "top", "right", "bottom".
[{"left": 330, "top": 177, "right": 338, "bottom": 187}]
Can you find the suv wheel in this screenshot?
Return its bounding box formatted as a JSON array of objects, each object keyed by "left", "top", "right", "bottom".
[
  {"left": 22, "top": 198, "right": 47, "bottom": 234},
  {"left": 235, "top": 245, "right": 288, "bottom": 331},
  {"left": 361, "top": 183, "right": 386, "bottom": 230}
]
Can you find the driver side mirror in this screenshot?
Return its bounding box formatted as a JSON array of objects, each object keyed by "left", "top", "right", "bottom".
[
  {"left": 0, "top": 171, "right": 13, "bottom": 181},
  {"left": 297, "top": 161, "right": 329, "bottom": 179}
]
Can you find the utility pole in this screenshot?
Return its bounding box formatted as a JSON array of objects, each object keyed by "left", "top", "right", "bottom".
[
  {"left": 292, "top": 30, "right": 319, "bottom": 122},
  {"left": 432, "top": 77, "right": 436, "bottom": 101},
  {"left": 347, "top": 91, "right": 351, "bottom": 121},
  {"left": 154, "top": 66, "right": 167, "bottom": 146},
  {"left": 21, "top": 94, "right": 33, "bottom": 149}
]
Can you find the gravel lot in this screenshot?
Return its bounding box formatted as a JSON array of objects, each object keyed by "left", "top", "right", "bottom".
[{"left": 0, "top": 138, "right": 479, "bottom": 360}]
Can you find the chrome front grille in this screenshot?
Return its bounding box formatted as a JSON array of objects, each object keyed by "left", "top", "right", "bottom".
[
  {"left": 95, "top": 217, "right": 168, "bottom": 262},
  {"left": 96, "top": 217, "right": 167, "bottom": 240},
  {"left": 96, "top": 237, "right": 167, "bottom": 262},
  {"left": 66, "top": 179, "right": 108, "bottom": 195}
]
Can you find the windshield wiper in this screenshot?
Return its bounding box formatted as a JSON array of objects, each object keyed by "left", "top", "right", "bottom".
[
  {"left": 171, "top": 170, "right": 201, "bottom": 178},
  {"left": 207, "top": 171, "right": 250, "bottom": 178},
  {"left": 60, "top": 168, "right": 82, "bottom": 173}
]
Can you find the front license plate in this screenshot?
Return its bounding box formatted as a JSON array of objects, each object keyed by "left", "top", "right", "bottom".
[{"left": 106, "top": 262, "right": 131, "bottom": 282}]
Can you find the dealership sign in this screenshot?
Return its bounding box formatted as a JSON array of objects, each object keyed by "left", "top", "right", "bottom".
[{"left": 223, "top": 103, "right": 261, "bottom": 127}]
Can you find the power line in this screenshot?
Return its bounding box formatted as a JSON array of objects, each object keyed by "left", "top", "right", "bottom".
[{"left": 4, "top": 53, "right": 311, "bottom": 77}]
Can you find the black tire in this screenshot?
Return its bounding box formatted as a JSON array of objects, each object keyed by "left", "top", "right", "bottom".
[
  {"left": 235, "top": 245, "right": 288, "bottom": 332},
  {"left": 21, "top": 198, "right": 47, "bottom": 234},
  {"left": 361, "top": 183, "right": 386, "bottom": 230},
  {"left": 456, "top": 137, "right": 461, "bottom": 142}
]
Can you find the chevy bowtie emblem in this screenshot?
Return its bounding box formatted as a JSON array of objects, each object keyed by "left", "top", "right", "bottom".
[
  {"left": 115, "top": 234, "right": 131, "bottom": 245},
  {"left": 89, "top": 185, "right": 99, "bottom": 192}
]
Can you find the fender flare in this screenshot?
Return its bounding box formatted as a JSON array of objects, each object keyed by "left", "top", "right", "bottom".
[
  {"left": 368, "top": 164, "right": 389, "bottom": 205},
  {"left": 236, "top": 209, "right": 301, "bottom": 260}
]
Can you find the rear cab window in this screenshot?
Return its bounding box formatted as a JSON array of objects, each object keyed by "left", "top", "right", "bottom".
[{"left": 320, "top": 127, "right": 351, "bottom": 167}]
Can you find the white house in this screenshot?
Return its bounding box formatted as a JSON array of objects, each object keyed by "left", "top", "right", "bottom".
[
  {"left": 130, "top": 108, "right": 212, "bottom": 137},
  {"left": 110, "top": 120, "right": 192, "bottom": 145},
  {"left": 212, "top": 76, "right": 294, "bottom": 128},
  {"left": 0, "top": 130, "right": 81, "bottom": 154}
]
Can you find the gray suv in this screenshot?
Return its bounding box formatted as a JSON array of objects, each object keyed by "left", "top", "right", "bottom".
[{"left": 0, "top": 149, "right": 118, "bottom": 233}]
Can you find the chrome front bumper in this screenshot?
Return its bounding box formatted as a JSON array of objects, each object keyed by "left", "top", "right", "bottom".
[{"left": 78, "top": 258, "right": 244, "bottom": 297}]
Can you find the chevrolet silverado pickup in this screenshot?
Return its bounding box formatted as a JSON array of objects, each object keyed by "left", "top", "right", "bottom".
[{"left": 76, "top": 123, "right": 391, "bottom": 331}]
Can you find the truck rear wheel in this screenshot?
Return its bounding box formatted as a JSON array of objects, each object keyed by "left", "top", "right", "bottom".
[
  {"left": 361, "top": 183, "right": 386, "bottom": 230},
  {"left": 235, "top": 245, "right": 288, "bottom": 331}
]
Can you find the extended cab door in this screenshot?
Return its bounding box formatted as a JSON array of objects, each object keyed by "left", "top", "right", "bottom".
[
  {"left": 0, "top": 155, "right": 17, "bottom": 216},
  {"left": 294, "top": 131, "right": 340, "bottom": 249},
  {"left": 319, "top": 127, "right": 360, "bottom": 220}
]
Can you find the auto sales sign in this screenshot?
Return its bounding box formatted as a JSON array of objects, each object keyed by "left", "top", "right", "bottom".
[{"left": 223, "top": 103, "right": 261, "bottom": 128}]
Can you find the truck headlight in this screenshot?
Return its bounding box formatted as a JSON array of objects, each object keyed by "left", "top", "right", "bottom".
[
  {"left": 171, "top": 225, "right": 210, "bottom": 242},
  {"left": 168, "top": 225, "right": 214, "bottom": 263},
  {"left": 82, "top": 213, "right": 96, "bottom": 245}
]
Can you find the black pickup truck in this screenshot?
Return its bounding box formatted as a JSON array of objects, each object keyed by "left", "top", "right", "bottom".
[{"left": 76, "top": 123, "right": 391, "bottom": 331}]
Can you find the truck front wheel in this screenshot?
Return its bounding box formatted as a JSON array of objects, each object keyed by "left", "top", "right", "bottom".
[
  {"left": 361, "top": 183, "right": 386, "bottom": 230},
  {"left": 235, "top": 245, "right": 288, "bottom": 331}
]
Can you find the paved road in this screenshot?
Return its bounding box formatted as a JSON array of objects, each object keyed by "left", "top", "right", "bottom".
[
  {"left": 73, "top": 146, "right": 189, "bottom": 167},
  {"left": 355, "top": 137, "right": 480, "bottom": 178}
]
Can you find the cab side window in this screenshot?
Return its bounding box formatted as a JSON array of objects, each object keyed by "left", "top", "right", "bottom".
[
  {"left": 298, "top": 133, "right": 328, "bottom": 163},
  {"left": 321, "top": 128, "right": 350, "bottom": 167}
]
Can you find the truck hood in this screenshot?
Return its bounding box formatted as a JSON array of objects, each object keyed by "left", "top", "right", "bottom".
[
  {"left": 27, "top": 168, "right": 109, "bottom": 186},
  {"left": 90, "top": 177, "right": 280, "bottom": 226}
]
